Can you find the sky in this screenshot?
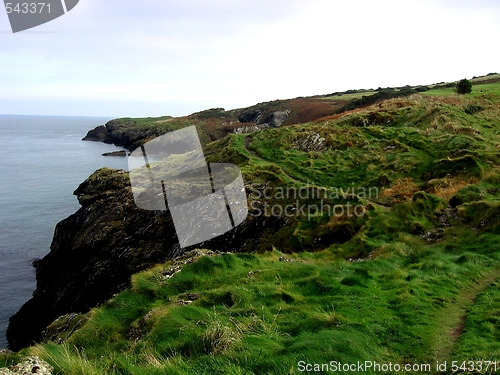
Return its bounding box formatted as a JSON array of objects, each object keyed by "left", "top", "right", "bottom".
[{"left": 0, "top": 0, "right": 499, "bottom": 118}]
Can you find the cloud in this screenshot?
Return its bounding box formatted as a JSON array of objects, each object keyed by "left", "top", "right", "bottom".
[{"left": 0, "top": 0, "right": 499, "bottom": 117}]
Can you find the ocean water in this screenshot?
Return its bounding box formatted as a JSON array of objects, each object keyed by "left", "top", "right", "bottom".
[{"left": 0, "top": 115, "right": 128, "bottom": 348}]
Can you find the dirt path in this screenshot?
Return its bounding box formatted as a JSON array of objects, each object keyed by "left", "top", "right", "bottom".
[
  {"left": 243, "top": 136, "right": 263, "bottom": 161},
  {"left": 431, "top": 266, "right": 500, "bottom": 365}
]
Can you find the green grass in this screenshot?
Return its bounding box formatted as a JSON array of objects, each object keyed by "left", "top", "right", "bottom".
[
  {"left": 16, "top": 169, "right": 500, "bottom": 373},
  {"left": 4, "top": 81, "right": 500, "bottom": 374},
  {"left": 0, "top": 351, "right": 22, "bottom": 369},
  {"left": 19, "top": 225, "right": 500, "bottom": 374},
  {"left": 230, "top": 90, "right": 500, "bottom": 206},
  {"left": 453, "top": 278, "right": 500, "bottom": 361},
  {"left": 423, "top": 81, "right": 500, "bottom": 99},
  {"left": 422, "top": 87, "right": 457, "bottom": 96}
]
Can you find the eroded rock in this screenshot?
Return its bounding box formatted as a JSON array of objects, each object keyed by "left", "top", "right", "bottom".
[
  {"left": 291, "top": 132, "right": 327, "bottom": 152},
  {"left": 0, "top": 357, "right": 53, "bottom": 375}
]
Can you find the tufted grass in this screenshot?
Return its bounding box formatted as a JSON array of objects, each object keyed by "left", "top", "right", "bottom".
[{"left": 5, "top": 80, "right": 500, "bottom": 374}]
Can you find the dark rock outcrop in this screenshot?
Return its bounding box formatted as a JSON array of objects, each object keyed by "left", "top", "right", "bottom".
[
  {"left": 82, "top": 124, "right": 109, "bottom": 143},
  {"left": 7, "top": 168, "right": 287, "bottom": 350},
  {"left": 237, "top": 109, "right": 263, "bottom": 124},
  {"left": 102, "top": 150, "right": 127, "bottom": 157},
  {"left": 83, "top": 120, "right": 166, "bottom": 151},
  {"left": 7, "top": 168, "right": 177, "bottom": 350},
  {"left": 236, "top": 109, "right": 291, "bottom": 128}
]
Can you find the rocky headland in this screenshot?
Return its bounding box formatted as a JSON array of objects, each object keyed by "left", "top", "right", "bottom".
[{"left": 6, "top": 167, "right": 288, "bottom": 350}]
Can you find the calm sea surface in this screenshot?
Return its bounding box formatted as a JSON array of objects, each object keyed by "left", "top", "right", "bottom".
[{"left": 0, "top": 115, "right": 128, "bottom": 348}]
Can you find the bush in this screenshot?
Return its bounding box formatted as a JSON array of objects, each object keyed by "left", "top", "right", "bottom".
[
  {"left": 415, "top": 86, "right": 430, "bottom": 92},
  {"left": 464, "top": 104, "right": 483, "bottom": 115},
  {"left": 456, "top": 79, "right": 472, "bottom": 95}
]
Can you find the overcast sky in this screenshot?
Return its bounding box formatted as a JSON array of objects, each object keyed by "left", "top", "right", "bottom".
[{"left": 0, "top": 0, "right": 499, "bottom": 118}]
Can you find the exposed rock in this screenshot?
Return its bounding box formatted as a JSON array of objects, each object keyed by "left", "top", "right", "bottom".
[
  {"left": 291, "top": 132, "right": 328, "bottom": 152},
  {"left": 83, "top": 119, "right": 166, "bottom": 151},
  {"left": 7, "top": 168, "right": 289, "bottom": 350},
  {"left": 421, "top": 228, "right": 445, "bottom": 243},
  {"left": 7, "top": 168, "right": 178, "bottom": 350},
  {"left": 102, "top": 150, "right": 127, "bottom": 157},
  {"left": 436, "top": 206, "right": 460, "bottom": 228},
  {"left": 41, "top": 313, "right": 89, "bottom": 344},
  {"left": 237, "top": 108, "right": 291, "bottom": 128},
  {"left": 237, "top": 109, "right": 263, "bottom": 124},
  {"left": 233, "top": 124, "right": 269, "bottom": 134},
  {"left": 83, "top": 97, "right": 341, "bottom": 152},
  {"left": 266, "top": 109, "right": 291, "bottom": 127},
  {"left": 127, "top": 310, "right": 155, "bottom": 342},
  {"left": 0, "top": 357, "right": 53, "bottom": 375},
  {"left": 82, "top": 124, "right": 108, "bottom": 143}
]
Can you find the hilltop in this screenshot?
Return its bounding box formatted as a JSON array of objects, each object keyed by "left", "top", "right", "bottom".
[
  {"left": 81, "top": 73, "right": 500, "bottom": 152},
  {"left": 3, "top": 74, "right": 500, "bottom": 374}
]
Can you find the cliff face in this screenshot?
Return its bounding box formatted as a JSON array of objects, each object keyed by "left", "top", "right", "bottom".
[
  {"left": 6, "top": 168, "right": 175, "bottom": 350},
  {"left": 82, "top": 120, "right": 167, "bottom": 151},
  {"left": 6, "top": 168, "right": 286, "bottom": 350}
]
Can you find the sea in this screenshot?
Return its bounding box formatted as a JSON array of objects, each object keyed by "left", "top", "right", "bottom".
[{"left": 0, "top": 115, "right": 129, "bottom": 348}]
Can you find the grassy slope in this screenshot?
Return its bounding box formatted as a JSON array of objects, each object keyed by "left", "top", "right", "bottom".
[{"left": 3, "top": 81, "right": 500, "bottom": 374}]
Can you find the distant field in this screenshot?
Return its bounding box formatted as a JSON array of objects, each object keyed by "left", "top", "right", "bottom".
[
  {"left": 470, "top": 73, "right": 500, "bottom": 83},
  {"left": 423, "top": 81, "right": 500, "bottom": 98},
  {"left": 470, "top": 81, "right": 500, "bottom": 98},
  {"left": 322, "top": 90, "right": 376, "bottom": 102},
  {"left": 421, "top": 86, "right": 456, "bottom": 96}
]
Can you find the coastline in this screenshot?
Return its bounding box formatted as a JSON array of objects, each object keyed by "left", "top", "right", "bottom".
[{"left": 0, "top": 115, "right": 125, "bottom": 350}]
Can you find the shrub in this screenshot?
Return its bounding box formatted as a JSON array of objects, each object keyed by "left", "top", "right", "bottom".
[
  {"left": 456, "top": 79, "right": 472, "bottom": 95},
  {"left": 464, "top": 104, "right": 483, "bottom": 115},
  {"left": 415, "top": 86, "right": 430, "bottom": 92}
]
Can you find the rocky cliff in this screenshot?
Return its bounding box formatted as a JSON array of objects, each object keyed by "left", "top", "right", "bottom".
[
  {"left": 8, "top": 88, "right": 418, "bottom": 350},
  {"left": 6, "top": 168, "right": 287, "bottom": 350},
  {"left": 82, "top": 119, "right": 168, "bottom": 151},
  {"left": 7, "top": 168, "right": 174, "bottom": 350}
]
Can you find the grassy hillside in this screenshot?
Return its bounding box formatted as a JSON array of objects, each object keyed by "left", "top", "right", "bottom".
[
  {"left": 94, "top": 74, "right": 500, "bottom": 154},
  {"left": 3, "top": 78, "right": 500, "bottom": 374}
]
